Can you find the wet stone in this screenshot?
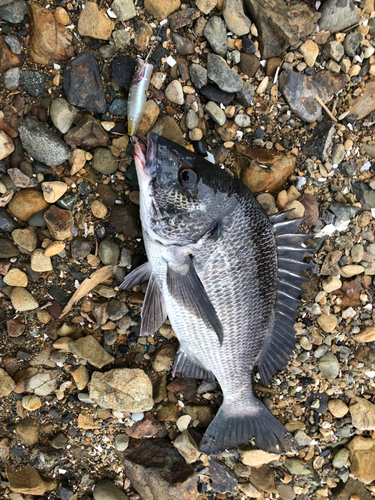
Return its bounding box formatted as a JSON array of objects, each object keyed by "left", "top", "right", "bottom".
[
  {"left": 44, "top": 206, "right": 74, "bottom": 241},
  {"left": 64, "top": 115, "right": 109, "bottom": 148},
  {"left": 19, "top": 70, "right": 46, "bottom": 97},
  {"left": 344, "top": 32, "right": 364, "bottom": 58}
]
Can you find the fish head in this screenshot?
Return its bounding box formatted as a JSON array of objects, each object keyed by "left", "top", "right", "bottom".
[{"left": 134, "top": 132, "right": 241, "bottom": 245}]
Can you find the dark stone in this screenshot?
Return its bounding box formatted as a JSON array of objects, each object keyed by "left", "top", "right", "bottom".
[
  {"left": 239, "top": 53, "right": 260, "bottom": 77},
  {"left": 56, "top": 192, "right": 77, "bottom": 211},
  {"left": 305, "top": 392, "right": 328, "bottom": 415},
  {"left": 301, "top": 121, "right": 336, "bottom": 161},
  {"left": 107, "top": 299, "right": 129, "bottom": 321},
  {"left": 339, "top": 159, "right": 357, "bottom": 177},
  {"left": 109, "top": 98, "right": 128, "bottom": 116},
  {"left": 63, "top": 51, "right": 107, "bottom": 113},
  {"left": 57, "top": 482, "right": 74, "bottom": 500},
  {"left": 172, "top": 33, "right": 195, "bottom": 56},
  {"left": 149, "top": 44, "right": 169, "bottom": 70},
  {"left": 70, "top": 237, "right": 92, "bottom": 260},
  {"left": 254, "top": 128, "right": 265, "bottom": 139},
  {"left": 0, "top": 0, "right": 28, "bottom": 23},
  {"left": 209, "top": 459, "right": 238, "bottom": 494},
  {"left": 343, "top": 32, "right": 363, "bottom": 58},
  {"left": 128, "top": 413, "right": 163, "bottom": 439},
  {"left": 48, "top": 286, "right": 70, "bottom": 306},
  {"left": 199, "top": 84, "right": 235, "bottom": 106},
  {"left": 352, "top": 182, "right": 375, "bottom": 210},
  {"left": 64, "top": 115, "right": 109, "bottom": 148},
  {"left": 319, "top": 0, "right": 360, "bottom": 34},
  {"left": 119, "top": 439, "right": 199, "bottom": 500},
  {"left": 241, "top": 35, "right": 256, "bottom": 54},
  {"left": 193, "top": 140, "right": 208, "bottom": 157},
  {"left": 0, "top": 208, "right": 19, "bottom": 232},
  {"left": 0, "top": 238, "right": 20, "bottom": 258},
  {"left": 330, "top": 202, "right": 359, "bottom": 221},
  {"left": 111, "top": 55, "right": 136, "bottom": 90},
  {"left": 97, "top": 183, "right": 118, "bottom": 207},
  {"left": 330, "top": 477, "right": 373, "bottom": 500},
  {"left": 236, "top": 81, "right": 254, "bottom": 107},
  {"left": 110, "top": 205, "right": 141, "bottom": 238},
  {"left": 19, "top": 70, "right": 46, "bottom": 97},
  {"left": 168, "top": 8, "right": 200, "bottom": 30}
]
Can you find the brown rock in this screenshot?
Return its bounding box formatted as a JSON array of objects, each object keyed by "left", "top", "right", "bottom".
[
  {"left": 64, "top": 115, "right": 109, "bottom": 148},
  {"left": 265, "top": 57, "right": 282, "bottom": 78},
  {"left": 152, "top": 344, "right": 177, "bottom": 372},
  {"left": 348, "top": 78, "right": 375, "bottom": 120},
  {"left": 350, "top": 397, "right": 375, "bottom": 431},
  {"left": 0, "top": 131, "right": 15, "bottom": 160},
  {"left": 153, "top": 374, "right": 168, "bottom": 403},
  {"left": 249, "top": 464, "right": 275, "bottom": 493},
  {"left": 136, "top": 100, "right": 160, "bottom": 136},
  {"left": 215, "top": 121, "right": 238, "bottom": 142},
  {"left": 239, "top": 53, "right": 261, "bottom": 77},
  {"left": 54, "top": 7, "right": 70, "bottom": 25},
  {"left": 330, "top": 477, "right": 373, "bottom": 500},
  {"left": 6, "top": 319, "right": 26, "bottom": 337},
  {"left": 328, "top": 399, "right": 349, "bottom": 419},
  {"left": 78, "top": 1, "right": 115, "bottom": 39},
  {"left": 0, "top": 36, "right": 22, "bottom": 74},
  {"left": 12, "top": 227, "right": 38, "bottom": 252},
  {"left": 234, "top": 144, "right": 295, "bottom": 195},
  {"left": 321, "top": 250, "right": 342, "bottom": 276},
  {"left": 29, "top": 5, "right": 74, "bottom": 65},
  {"left": 183, "top": 405, "right": 214, "bottom": 427},
  {"left": 169, "top": 8, "right": 201, "bottom": 30},
  {"left": 0, "top": 238, "right": 19, "bottom": 258},
  {"left": 3, "top": 268, "right": 28, "bottom": 287},
  {"left": 134, "top": 20, "right": 153, "bottom": 52},
  {"left": 157, "top": 403, "right": 179, "bottom": 422},
  {"left": 110, "top": 204, "right": 141, "bottom": 238},
  {"left": 0, "top": 368, "right": 16, "bottom": 397},
  {"left": 44, "top": 205, "right": 74, "bottom": 240},
  {"left": 6, "top": 465, "right": 57, "bottom": 495},
  {"left": 120, "top": 439, "right": 199, "bottom": 500},
  {"left": 347, "top": 435, "right": 375, "bottom": 484},
  {"left": 151, "top": 116, "right": 185, "bottom": 146},
  {"left": 16, "top": 417, "right": 40, "bottom": 446},
  {"left": 300, "top": 194, "right": 319, "bottom": 226},
  {"left": 128, "top": 413, "right": 162, "bottom": 438},
  {"left": 340, "top": 265, "right": 364, "bottom": 278},
  {"left": 144, "top": 0, "right": 180, "bottom": 20},
  {"left": 352, "top": 326, "right": 375, "bottom": 343},
  {"left": 11, "top": 288, "right": 39, "bottom": 312},
  {"left": 317, "top": 313, "right": 337, "bottom": 333},
  {"left": 8, "top": 189, "right": 49, "bottom": 222}
]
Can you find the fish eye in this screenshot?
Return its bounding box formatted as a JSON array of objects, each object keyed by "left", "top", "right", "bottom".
[{"left": 178, "top": 168, "right": 197, "bottom": 188}]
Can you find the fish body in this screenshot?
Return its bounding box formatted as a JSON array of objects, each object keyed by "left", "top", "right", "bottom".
[
  {"left": 121, "top": 133, "right": 310, "bottom": 454},
  {"left": 127, "top": 61, "right": 153, "bottom": 136}
]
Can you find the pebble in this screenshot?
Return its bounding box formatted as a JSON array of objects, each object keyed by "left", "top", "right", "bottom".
[
  {"left": 0, "top": 131, "right": 15, "bottom": 161},
  {"left": 173, "top": 430, "right": 200, "bottom": 464},
  {"left": 41, "top": 181, "right": 68, "bottom": 203},
  {"left": 299, "top": 39, "right": 319, "bottom": 67},
  {"left": 189, "top": 128, "right": 203, "bottom": 141},
  {"left": 112, "top": 29, "right": 132, "bottom": 48},
  {"left": 340, "top": 265, "right": 364, "bottom": 278},
  {"left": 109, "top": 98, "right": 128, "bottom": 116},
  {"left": 115, "top": 433, "right": 129, "bottom": 452},
  {"left": 7, "top": 189, "right": 49, "bottom": 224},
  {"left": 284, "top": 200, "right": 305, "bottom": 219},
  {"left": 185, "top": 109, "right": 199, "bottom": 130},
  {"left": 0, "top": 0, "right": 28, "bottom": 24},
  {"left": 196, "top": 0, "right": 216, "bottom": 14},
  {"left": 222, "top": 0, "right": 251, "bottom": 36},
  {"left": 16, "top": 417, "right": 40, "bottom": 446},
  {"left": 328, "top": 399, "right": 349, "bottom": 418},
  {"left": 204, "top": 16, "right": 228, "bottom": 57},
  {"left": 22, "top": 395, "right": 42, "bottom": 411},
  {"left": 319, "top": 351, "right": 340, "bottom": 380},
  {"left": 332, "top": 448, "right": 349, "bottom": 469},
  {"left": 172, "top": 33, "right": 195, "bottom": 56},
  {"left": 91, "top": 200, "right": 108, "bottom": 219},
  {"left": 4, "top": 34, "right": 21, "bottom": 55},
  {"left": 98, "top": 239, "right": 120, "bottom": 265},
  {"left": 3, "top": 268, "right": 28, "bottom": 287},
  {"left": 322, "top": 276, "right": 342, "bottom": 293},
  {"left": 343, "top": 31, "right": 363, "bottom": 58},
  {"left": 19, "top": 116, "right": 71, "bottom": 167},
  {"left": 176, "top": 414, "right": 191, "bottom": 432},
  {"left": 78, "top": 1, "right": 114, "bottom": 39},
  {"left": 134, "top": 20, "right": 152, "bottom": 52},
  {"left": 190, "top": 64, "right": 208, "bottom": 89},
  {"left": 239, "top": 448, "right": 279, "bottom": 466},
  {"left": 3, "top": 67, "right": 20, "bottom": 90},
  {"left": 144, "top": 0, "right": 180, "bottom": 20},
  {"left": 352, "top": 326, "right": 375, "bottom": 343},
  {"left": 319, "top": 0, "right": 360, "bottom": 33},
  {"left": 0, "top": 368, "right": 16, "bottom": 397},
  {"left": 54, "top": 7, "right": 70, "bottom": 25},
  {"left": 92, "top": 148, "right": 118, "bottom": 175},
  {"left": 11, "top": 287, "right": 39, "bottom": 311},
  {"left": 317, "top": 313, "right": 337, "bottom": 333},
  {"left": 111, "top": 0, "right": 136, "bottom": 21},
  {"left": 205, "top": 101, "right": 226, "bottom": 126},
  {"left": 207, "top": 53, "right": 243, "bottom": 93},
  {"left": 151, "top": 344, "right": 177, "bottom": 372},
  {"left": 165, "top": 80, "right": 184, "bottom": 105},
  {"left": 234, "top": 114, "right": 251, "bottom": 128},
  {"left": 19, "top": 70, "right": 46, "bottom": 96},
  {"left": 69, "top": 335, "right": 114, "bottom": 369},
  {"left": 44, "top": 240, "right": 65, "bottom": 257},
  {"left": 331, "top": 143, "right": 346, "bottom": 165},
  {"left": 136, "top": 100, "right": 160, "bottom": 136},
  {"left": 30, "top": 249, "right": 53, "bottom": 272},
  {"left": 50, "top": 98, "right": 78, "bottom": 134},
  {"left": 44, "top": 206, "right": 74, "bottom": 240}
]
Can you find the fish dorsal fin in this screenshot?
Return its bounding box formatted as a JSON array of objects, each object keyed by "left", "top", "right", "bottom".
[
  {"left": 140, "top": 273, "right": 167, "bottom": 336},
  {"left": 257, "top": 212, "right": 312, "bottom": 386},
  {"left": 119, "top": 261, "right": 151, "bottom": 290},
  {"left": 167, "top": 257, "right": 224, "bottom": 345},
  {"left": 173, "top": 349, "right": 215, "bottom": 380}
]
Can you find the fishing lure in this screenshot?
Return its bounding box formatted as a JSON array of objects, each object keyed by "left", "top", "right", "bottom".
[{"left": 127, "top": 59, "right": 153, "bottom": 136}]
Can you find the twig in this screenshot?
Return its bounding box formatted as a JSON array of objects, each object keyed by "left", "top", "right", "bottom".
[{"left": 315, "top": 94, "right": 338, "bottom": 122}]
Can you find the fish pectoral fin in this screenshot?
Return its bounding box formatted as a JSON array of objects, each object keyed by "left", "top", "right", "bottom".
[
  {"left": 167, "top": 258, "right": 224, "bottom": 345},
  {"left": 140, "top": 273, "right": 167, "bottom": 336},
  {"left": 119, "top": 262, "right": 151, "bottom": 290},
  {"left": 172, "top": 349, "right": 215, "bottom": 380}
]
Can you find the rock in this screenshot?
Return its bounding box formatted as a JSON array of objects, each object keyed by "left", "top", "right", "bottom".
[
  {"left": 0, "top": 368, "right": 15, "bottom": 397},
  {"left": 169, "top": 8, "right": 200, "bottom": 30},
  {"left": 352, "top": 182, "right": 375, "bottom": 210},
  {"left": 0, "top": 35, "right": 22, "bottom": 74},
  {"left": 78, "top": 1, "right": 114, "bottom": 39},
  {"left": 302, "top": 121, "right": 336, "bottom": 161},
  {"left": 340, "top": 265, "right": 364, "bottom": 278},
  {"left": 152, "top": 344, "right": 177, "bottom": 372},
  {"left": 196, "top": 0, "right": 216, "bottom": 14},
  {"left": 136, "top": 101, "right": 160, "bottom": 136},
  {"left": 165, "top": 80, "right": 184, "bottom": 105},
  {"left": 236, "top": 81, "right": 254, "bottom": 107},
  {"left": 151, "top": 116, "right": 184, "bottom": 146},
  {"left": 92, "top": 148, "right": 118, "bottom": 175},
  {"left": 317, "top": 314, "right": 337, "bottom": 334},
  {"left": 347, "top": 436, "right": 375, "bottom": 484},
  {"left": 176, "top": 415, "right": 192, "bottom": 432},
  {"left": 109, "top": 98, "right": 128, "bottom": 116},
  {"left": 284, "top": 458, "right": 315, "bottom": 477},
  {"left": 41, "top": 181, "right": 68, "bottom": 203},
  {"left": 239, "top": 53, "right": 260, "bottom": 78},
  {"left": 173, "top": 431, "right": 200, "bottom": 464},
  {"left": 6, "top": 465, "right": 57, "bottom": 495},
  {"left": 115, "top": 434, "right": 130, "bottom": 452},
  {"left": 319, "top": 351, "right": 340, "bottom": 380},
  {"left": 19, "top": 70, "right": 46, "bottom": 97},
  {"left": 0, "top": 130, "right": 14, "bottom": 160},
  {"left": 157, "top": 403, "right": 179, "bottom": 422},
  {"left": 28, "top": 5, "right": 74, "bottom": 65},
  {"left": 4, "top": 67, "right": 20, "bottom": 90},
  {"left": 19, "top": 116, "right": 71, "bottom": 167},
  {"left": 321, "top": 250, "right": 342, "bottom": 276},
  {"left": 50, "top": 98, "right": 78, "bottom": 134},
  {"left": 44, "top": 205, "right": 73, "bottom": 240},
  {"left": 350, "top": 397, "right": 375, "bottom": 431},
  {"left": 111, "top": 0, "right": 136, "bottom": 21},
  {"left": 322, "top": 276, "right": 342, "bottom": 293},
  {"left": 16, "top": 417, "right": 40, "bottom": 446},
  {"left": 331, "top": 143, "right": 346, "bottom": 165},
  {"left": 111, "top": 56, "right": 136, "bottom": 91},
  {"left": 144, "top": 0, "right": 180, "bottom": 20},
  {"left": 98, "top": 239, "right": 120, "bottom": 265},
  {"left": 93, "top": 480, "right": 128, "bottom": 500},
  {"left": 110, "top": 205, "right": 141, "bottom": 238},
  {"left": 279, "top": 70, "right": 345, "bottom": 123},
  {"left": 330, "top": 477, "right": 373, "bottom": 500},
  {"left": 238, "top": 446, "right": 279, "bottom": 466},
  {"left": 190, "top": 64, "right": 207, "bottom": 89},
  {"left": 223, "top": 0, "right": 250, "bottom": 36},
  {"left": 189, "top": 128, "right": 202, "bottom": 142},
  {"left": 205, "top": 101, "right": 226, "bottom": 126},
  {"left": 113, "top": 29, "right": 132, "bottom": 48},
  {"left": 69, "top": 335, "right": 114, "bottom": 369},
  {"left": 200, "top": 84, "right": 235, "bottom": 106},
  {"left": 343, "top": 32, "right": 363, "bottom": 58},
  {"left": 348, "top": 79, "right": 375, "bottom": 121},
  {"left": 90, "top": 368, "right": 153, "bottom": 411},
  {"left": 172, "top": 33, "right": 195, "bottom": 56},
  {"left": 204, "top": 17, "right": 227, "bottom": 57},
  {"left": 209, "top": 459, "right": 238, "bottom": 494},
  {"left": 234, "top": 144, "right": 295, "bottom": 195},
  {"left": 284, "top": 200, "right": 305, "bottom": 219},
  {"left": 64, "top": 115, "right": 109, "bottom": 148},
  {"left": 4, "top": 268, "right": 28, "bottom": 287},
  {"left": 30, "top": 249, "right": 53, "bottom": 272},
  {"left": 54, "top": 6, "right": 70, "bottom": 24},
  {"left": 6, "top": 318, "right": 25, "bottom": 337},
  {"left": 22, "top": 394, "right": 42, "bottom": 411},
  {"left": 11, "top": 228, "right": 37, "bottom": 253},
  {"left": 0, "top": 0, "right": 28, "bottom": 24},
  {"left": 324, "top": 41, "right": 345, "bottom": 63},
  {"left": 207, "top": 54, "right": 243, "bottom": 93},
  {"left": 119, "top": 440, "right": 199, "bottom": 500},
  {"left": 234, "top": 113, "right": 250, "bottom": 128},
  {"left": 128, "top": 413, "right": 162, "bottom": 439},
  {"left": 63, "top": 51, "right": 107, "bottom": 114},
  {"left": 243, "top": 0, "right": 320, "bottom": 59},
  {"left": 352, "top": 326, "right": 375, "bottom": 343},
  {"left": 319, "top": 0, "right": 360, "bottom": 33},
  {"left": 11, "top": 287, "right": 39, "bottom": 311}
]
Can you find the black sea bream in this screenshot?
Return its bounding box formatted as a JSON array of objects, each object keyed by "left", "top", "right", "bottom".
[{"left": 120, "top": 133, "right": 311, "bottom": 454}]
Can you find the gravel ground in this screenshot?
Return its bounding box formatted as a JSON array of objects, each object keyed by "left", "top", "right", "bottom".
[{"left": 1, "top": 0, "right": 375, "bottom": 499}]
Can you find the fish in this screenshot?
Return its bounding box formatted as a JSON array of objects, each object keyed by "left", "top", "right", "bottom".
[
  {"left": 120, "top": 132, "right": 311, "bottom": 454},
  {"left": 127, "top": 60, "right": 153, "bottom": 136}
]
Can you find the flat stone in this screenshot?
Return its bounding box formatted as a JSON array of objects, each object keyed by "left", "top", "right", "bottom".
[
  {"left": 347, "top": 79, "right": 375, "bottom": 121},
  {"left": 19, "top": 70, "right": 46, "bottom": 97},
  {"left": 69, "top": 335, "right": 114, "bottom": 368},
  {"left": 11, "top": 287, "right": 39, "bottom": 311},
  {"left": 92, "top": 148, "right": 118, "bottom": 175},
  {"left": 0, "top": 238, "right": 19, "bottom": 258},
  {"left": 284, "top": 458, "right": 315, "bottom": 477},
  {"left": 173, "top": 430, "right": 200, "bottom": 464},
  {"left": 317, "top": 314, "right": 337, "bottom": 333},
  {"left": 222, "top": 0, "right": 250, "bottom": 36},
  {"left": 190, "top": 64, "right": 207, "bottom": 89},
  {"left": 328, "top": 399, "right": 349, "bottom": 419},
  {"left": 0, "top": 130, "right": 15, "bottom": 160},
  {"left": 340, "top": 265, "right": 364, "bottom": 278},
  {"left": 63, "top": 51, "right": 107, "bottom": 114},
  {"left": 319, "top": 351, "right": 340, "bottom": 380},
  {"left": 44, "top": 205, "right": 73, "bottom": 240},
  {"left": 151, "top": 116, "right": 184, "bottom": 146},
  {"left": 16, "top": 417, "right": 40, "bottom": 446},
  {"left": 165, "top": 80, "right": 184, "bottom": 105},
  {"left": 199, "top": 84, "right": 235, "bottom": 106},
  {"left": 0, "top": 368, "right": 15, "bottom": 397},
  {"left": 110, "top": 205, "right": 141, "bottom": 238},
  {"left": 93, "top": 479, "right": 128, "bottom": 500},
  {"left": 111, "top": 0, "right": 136, "bottom": 21},
  {"left": 209, "top": 459, "right": 238, "bottom": 494},
  {"left": 151, "top": 344, "right": 177, "bottom": 372},
  {"left": 12, "top": 227, "right": 37, "bottom": 252},
  {"left": 321, "top": 250, "right": 342, "bottom": 276},
  {"left": 41, "top": 181, "right": 68, "bottom": 203},
  {"left": 239, "top": 53, "right": 260, "bottom": 78},
  {"left": 30, "top": 249, "right": 53, "bottom": 272},
  {"left": 168, "top": 8, "right": 200, "bottom": 30},
  {"left": 28, "top": 5, "right": 74, "bottom": 65},
  {"left": 352, "top": 326, "right": 375, "bottom": 343},
  {"left": 204, "top": 16, "right": 227, "bottom": 57},
  {"left": 78, "top": 1, "right": 114, "bottom": 39},
  {"left": 347, "top": 436, "right": 375, "bottom": 484},
  {"left": 238, "top": 446, "right": 279, "bottom": 466},
  {"left": 350, "top": 397, "right": 375, "bottom": 431},
  {"left": 136, "top": 100, "right": 160, "bottom": 136},
  {"left": 319, "top": 0, "right": 360, "bottom": 33},
  {"left": 205, "top": 101, "right": 226, "bottom": 126},
  {"left": 196, "top": 0, "right": 216, "bottom": 14},
  {"left": 332, "top": 448, "right": 349, "bottom": 469},
  {"left": 4, "top": 67, "right": 20, "bottom": 90},
  {"left": 207, "top": 54, "right": 243, "bottom": 93},
  {"left": 128, "top": 412, "right": 162, "bottom": 438},
  {"left": 330, "top": 477, "right": 373, "bottom": 500},
  {"left": 71, "top": 365, "right": 89, "bottom": 391},
  {"left": 6, "top": 465, "right": 57, "bottom": 495},
  {"left": 64, "top": 115, "right": 109, "bottom": 148},
  {"left": 0, "top": 0, "right": 28, "bottom": 24},
  {"left": 144, "top": 0, "right": 180, "bottom": 20},
  {"left": 90, "top": 368, "right": 153, "bottom": 411},
  {"left": 98, "top": 239, "right": 120, "bottom": 265}
]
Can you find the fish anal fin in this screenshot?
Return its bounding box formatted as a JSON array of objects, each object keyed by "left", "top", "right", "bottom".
[
  {"left": 119, "top": 262, "right": 151, "bottom": 290},
  {"left": 140, "top": 273, "right": 167, "bottom": 336},
  {"left": 167, "top": 258, "right": 224, "bottom": 345},
  {"left": 173, "top": 350, "right": 215, "bottom": 380}
]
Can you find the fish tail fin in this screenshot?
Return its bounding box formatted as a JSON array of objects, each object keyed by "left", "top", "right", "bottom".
[{"left": 200, "top": 397, "right": 297, "bottom": 455}]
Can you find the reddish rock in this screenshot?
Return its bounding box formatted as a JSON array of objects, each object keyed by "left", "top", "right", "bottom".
[
  {"left": 128, "top": 413, "right": 163, "bottom": 438},
  {"left": 166, "top": 378, "right": 186, "bottom": 393},
  {"left": 341, "top": 276, "right": 362, "bottom": 298},
  {"left": 7, "top": 189, "right": 49, "bottom": 222},
  {"left": 348, "top": 78, "right": 375, "bottom": 120},
  {"left": 0, "top": 131, "right": 15, "bottom": 161},
  {"left": 0, "top": 105, "right": 21, "bottom": 139},
  {"left": 44, "top": 205, "right": 74, "bottom": 240},
  {"left": 29, "top": 5, "right": 74, "bottom": 65},
  {"left": 0, "top": 36, "right": 22, "bottom": 74},
  {"left": 169, "top": 8, "right": 200, "bottom": 30},
  {"left": 300, "top": 194, "right": 319, "bottom": 226},
  {"left": 6, "top": 319, "right": 26, "bottom": 338},
  {"left": 234, "top": 144, "right": 296, "bottom": 195},
  {"left": 64, "top": 115, "right": 109, "bottom": 148}
]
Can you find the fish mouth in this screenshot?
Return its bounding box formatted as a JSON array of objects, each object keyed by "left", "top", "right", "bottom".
[{"left": 134, "top": 133, "right": 158, "bottom": 178}]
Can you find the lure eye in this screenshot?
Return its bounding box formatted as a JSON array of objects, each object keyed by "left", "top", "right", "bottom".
[{"left": 179, "top": 168, "right": 197, "bottom": 188}]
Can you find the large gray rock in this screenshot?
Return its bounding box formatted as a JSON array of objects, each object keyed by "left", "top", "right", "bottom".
[
  {"left": 19, "top": 116, "right": 71, "bottom": 167},
  {"left": 204, "top": 16, "right": 228, "bottom": 57},
  {"left": 319, "top": 0, "right": 360, "bottom": 34},
  {"left": 207, "top": 53, "right": 243, "bottom": 93}
]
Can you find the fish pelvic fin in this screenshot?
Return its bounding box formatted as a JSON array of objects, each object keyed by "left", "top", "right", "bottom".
[
  {"left": 119, "top": 262, "right": 151, "bottom": 290},
  {"left": 172, "top": 349, "right": 215, "bottom": 380},
  {"left": 200, "top": 397, "right": 298, "bottom": 456}
]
